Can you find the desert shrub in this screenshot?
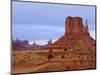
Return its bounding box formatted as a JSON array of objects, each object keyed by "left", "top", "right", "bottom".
[
  {"left": 88, "top": 48, "right": 90, "bottom": 51},
  {"left": 92, "top": 56, "right": 94, "bottom": 58},
  {"left": 48, "top": 54, "right": 53, "bottom": 60},
  {"left": 61, "top": 55, "right": 65, "bottom": 59},
  {"left": 87, "top": 56, "right": 89, "bottom": 60},
  {"left": 64, "top": 48, "right": 67, "bottom": 51}
]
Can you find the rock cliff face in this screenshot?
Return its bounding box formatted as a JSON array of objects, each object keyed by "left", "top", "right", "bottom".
[
  {"left": 65, "top": 16, "right": 89, "bottom": 35},
  {"left": 44, "top": 16, "right": 95, "bottom": 49}
]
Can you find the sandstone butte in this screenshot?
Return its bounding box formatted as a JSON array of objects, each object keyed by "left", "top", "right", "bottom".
[
  {"left": 44, "top": 16, "right": 96, "bottom": 50},
  {"left": 40, "top": 16, "right": 96, "bottom": 71}
]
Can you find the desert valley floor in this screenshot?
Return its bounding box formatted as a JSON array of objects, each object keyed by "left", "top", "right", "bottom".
[{"left": 12, "top": 47, "right": 96, "bottom": 74}]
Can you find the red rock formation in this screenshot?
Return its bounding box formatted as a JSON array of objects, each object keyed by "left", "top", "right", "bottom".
[
  {"left": 44, "top": 16, "right": 94, "bottom": 49},
  {"left": 85, "top": 19, "right": 89, "bottom": 33},
  {"left": 65, "top": 16, "right": 89, "bottom": 35}
]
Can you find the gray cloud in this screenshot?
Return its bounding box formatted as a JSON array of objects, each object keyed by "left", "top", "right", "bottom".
[{"left": 12, "top": 1, "right": 96, "bottom": 43}]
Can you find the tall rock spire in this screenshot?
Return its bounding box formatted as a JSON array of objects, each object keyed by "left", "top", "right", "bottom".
[
  {"left": 65, "top": 16, "right": 73, "bottom": 34},
  {"left": 85, "top": 19, "right": 89, "bottom": 33}
]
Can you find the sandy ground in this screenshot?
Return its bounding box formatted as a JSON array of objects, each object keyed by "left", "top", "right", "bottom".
[
  {"left": 12, "top": 49, "right": 96, "bottom": 74},
  {"left": 12, "top": 60, "right": 95, "bottom": 74}
]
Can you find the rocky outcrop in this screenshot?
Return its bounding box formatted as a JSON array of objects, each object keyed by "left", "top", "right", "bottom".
[
  {"left": 65, "top": 16, "right": 89, "bottom": 35},
  {"left": 42, "top": 16, "right": 96, "bottom": 70},
  {"left": 44, "top": 16, "right": 94, "bottom": 49}
]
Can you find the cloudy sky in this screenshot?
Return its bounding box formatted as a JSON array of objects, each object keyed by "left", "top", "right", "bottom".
[{"left": 12, "top": 1, "right": 96, "bottom": 45}]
